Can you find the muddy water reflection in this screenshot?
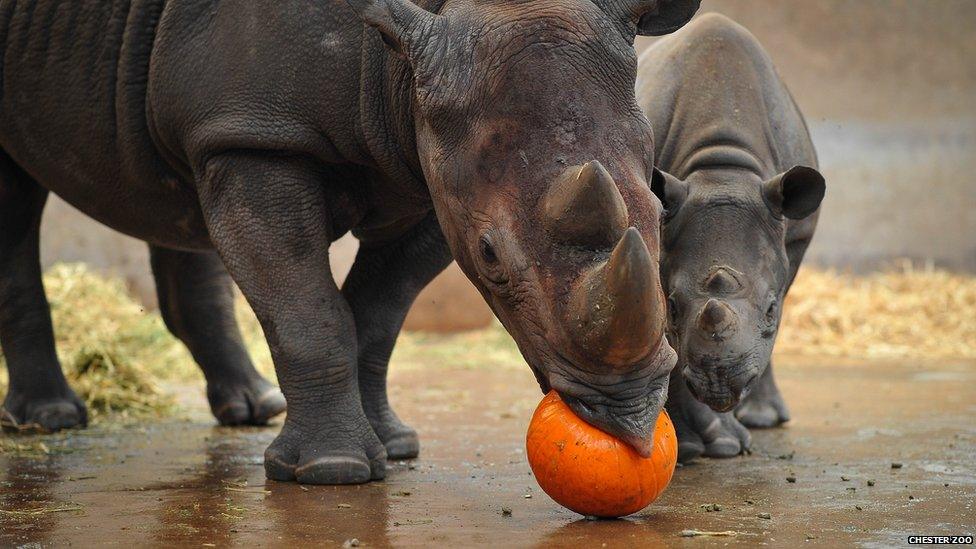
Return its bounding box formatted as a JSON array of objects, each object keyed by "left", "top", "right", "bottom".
[{"left": 0, "top": 456, "right": 67, "bottom": 546}]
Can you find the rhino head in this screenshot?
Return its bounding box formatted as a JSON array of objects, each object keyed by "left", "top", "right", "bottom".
[
  {"left": 652, "top": 166, "right": 826, "bottom": 411},
  {"left": 345, "top": 0, "right": 701, "bottom": 455}
]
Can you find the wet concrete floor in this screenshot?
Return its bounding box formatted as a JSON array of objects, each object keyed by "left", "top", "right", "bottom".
[{"left": 2, "top": 356, "right": 974, "bottom": 547}]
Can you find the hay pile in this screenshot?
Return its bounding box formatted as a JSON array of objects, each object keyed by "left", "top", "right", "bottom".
[
  {"left": 777, "top": 263, "right": 976, "bottom": 359},
  {"left": 1, "top": 262, "right": 974, "bottom": 425},
  {"left": 0, "top": 263, "right": 274, "bottom": 423},
  {"left": 0, "top": 264, "right": 186, "bottom": 420}
]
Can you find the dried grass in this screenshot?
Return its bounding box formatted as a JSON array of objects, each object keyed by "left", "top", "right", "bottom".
[
  {"left": 0, "top": 264, "right": 187, "bottom": 420},
  {"left": 0, "top": 263, "right": 273, "bottom": 424},
  {"left": 777, "top": 262, "right": 976, "bottom": 359}
]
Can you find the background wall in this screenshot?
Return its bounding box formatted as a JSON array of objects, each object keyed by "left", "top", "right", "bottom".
[
  {"left": 39, "top": 0, "right": 976, "bottom": 330},
  {"left": 637, "top": 0, "right": 976, "bottom": 273}
]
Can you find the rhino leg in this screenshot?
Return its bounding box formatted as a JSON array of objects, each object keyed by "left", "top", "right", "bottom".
[
  {"left": 736, "top": 361, "right": 791, "bottom": 428},
  {"left": 0, "top": 150, "right": 87, "bottom": 433},
  {"left": 149, "top": 246, "right": 286, "bottom": 426},
  {"left": 666, "top": 369, "right": 750, "bottom": 463},
  {"left": 196, "top": 152, "right": 385, "bottom": 485},
  {"left": 342, "top": 214, "right": 452, "bottom": 459}
]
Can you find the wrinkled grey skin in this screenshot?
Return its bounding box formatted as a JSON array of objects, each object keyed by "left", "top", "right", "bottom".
[
  {"left": 636, "top": 14, "right": 825, "bottom": 462},
  {"left": 0, "top": 0, "right": 699, "bottom": 484}
]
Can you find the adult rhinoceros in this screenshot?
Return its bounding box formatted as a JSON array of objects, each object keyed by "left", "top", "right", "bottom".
[{"left": 0, "top": 0, "right": 697, "bottom": 484}]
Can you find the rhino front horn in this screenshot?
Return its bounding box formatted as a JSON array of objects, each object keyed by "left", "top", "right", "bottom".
[
  {"left": 570, "top": 227, "right": 664, "bottom": 366},
  {"left": 697, "top": 298, "right": 737, "bottom": 341},
  {"left": 543, "top": 161, "right": 628, "bottom": 248}
]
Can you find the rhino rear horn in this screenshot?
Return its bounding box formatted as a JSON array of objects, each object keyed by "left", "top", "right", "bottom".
[
  {"left": 544, "top": 161, "right": 628, "bottom": 248},
  {"left": 704, "top": 267, "right": 742, "bottom": 294},
  {"left": 570, "top": 227, "right": 664, "bottom": 366}
]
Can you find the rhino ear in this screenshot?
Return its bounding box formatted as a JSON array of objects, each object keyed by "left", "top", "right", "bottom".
[
  {"left": 344, "top": 0, "right": 442, "bottom": 59},
  {"left": 762, "top": 165, "right": 826, "bottom": 220},
  {"left": 650, "top": 167, "right": 689, "bottom": 218},
  {"left": 630, "top": 0, "right": 702, "bottom": 36}
]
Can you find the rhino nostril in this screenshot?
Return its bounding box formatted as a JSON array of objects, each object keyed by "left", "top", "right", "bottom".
[{"left": 667, "top": 295, "right": 679, "bottom": 326}]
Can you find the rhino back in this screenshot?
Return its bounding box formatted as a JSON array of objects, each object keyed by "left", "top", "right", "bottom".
[
  {"left": 637, "top": 13, "right": 817, "bottom": 178},
  {"left": 638, "top": 13, "right": 820, "bottom": 280},
  {"left": 147, "top": 1, "right": 368, "bottom": 170},
  {"left": 0, "top": 0, "right": 213, "bottom": 248},
  {"left": 0, "top": 1, "right": 392, "bottom": 248},
  {"left": 150, "top": 1, "right": 442, "bottom": 244}
]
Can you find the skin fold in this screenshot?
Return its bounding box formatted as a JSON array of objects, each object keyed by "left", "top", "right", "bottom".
[
  {"left": 636, "top": 14, "right": 826, "bottom": 462},
  {"left": 0, "top": 0, "right": 698, "bottom": 484}
]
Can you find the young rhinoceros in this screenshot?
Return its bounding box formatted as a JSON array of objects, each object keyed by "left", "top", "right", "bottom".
[{"left": 636, "top": 13, "right": 826, "bottom": 462}]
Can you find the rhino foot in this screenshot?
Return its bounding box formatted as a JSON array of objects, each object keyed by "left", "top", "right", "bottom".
[
  {"left": 735, "top": 390, "right": 790, "bottom": 428},
  {"left": 264, "top": 413, "right": 387, "bottom": 485},
  {"left": 667, "top": 376, "right": 750, "bottom": 463},
  {"left": 735, "top": 366, "right": 790, "bottom": 428},
  {"left": 207, "top": 375, "right": 286, "bottom": 426},
  {"left": 367, "top": 411, "right": 419, "bottom": 460},
  {"left": 1, "top": 389, "right": 88, "bottom": 433}
]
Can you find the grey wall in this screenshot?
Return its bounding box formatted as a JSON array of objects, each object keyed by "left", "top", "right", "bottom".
[
  {"left": 637, "top": 0, "right": 976, "bottom": 271},
  {"left": 37, "top": 0, "right": 976, "bottom": 328}
]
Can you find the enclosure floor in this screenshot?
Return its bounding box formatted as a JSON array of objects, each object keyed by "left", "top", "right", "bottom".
[{"left": 2, "top": 356, "right": 974, "bottom": 547}]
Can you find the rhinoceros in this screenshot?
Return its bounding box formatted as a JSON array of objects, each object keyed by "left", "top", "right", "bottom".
[
  {"left": 0, "top": 0, "right": 698, "bottom": 484},
  {"left": 636, "top": 13, "right": 826, "bottom": 462}
]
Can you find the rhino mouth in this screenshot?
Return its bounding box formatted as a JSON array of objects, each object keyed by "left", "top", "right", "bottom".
[
  {"left": 684, "top": 377, "right": 738, "bottom": 412},
  {"left": 682, "top": 355, "right": 761, "bottom": 412},
  {"left": 545, "top": 340, "right": 676, "bottom": 457}
]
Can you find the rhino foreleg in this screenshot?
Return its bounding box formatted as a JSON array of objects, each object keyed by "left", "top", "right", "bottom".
[
  {"left": 666, "top": 368, "right": 751, "bottom": 463},
  {"left": 196, "top": 152, "right": 385, "bottom": 485},
  {"left": 342, "top": 213, "right": 452, "bottom": 459},
  {"left": 736, "top": 361, "right": 791, "bottom": 428}
]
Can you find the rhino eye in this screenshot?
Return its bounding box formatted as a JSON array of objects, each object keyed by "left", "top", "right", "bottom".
[
  {"left": 762, "top": 298, "right": 779, "bottom": 337},
  {"left": 479, "top": 235, "right": 498, "bottom": 265}
]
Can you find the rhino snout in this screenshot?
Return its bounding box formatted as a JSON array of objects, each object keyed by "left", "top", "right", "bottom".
[
  {"left": 682, "top": 364, "right": 757, "bottom": 413},
  {"left": 550, "top": 339, "right": 676, "bottom": 457}
]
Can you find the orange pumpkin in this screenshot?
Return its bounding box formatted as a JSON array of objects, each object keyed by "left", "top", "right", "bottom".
[{"left": 526, "top": 391, "right": 677, "bottom": 518}]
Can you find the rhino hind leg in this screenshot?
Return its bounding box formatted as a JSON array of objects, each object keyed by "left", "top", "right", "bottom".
[
  {"left": 735, "top": 361, "right": 790, "bottom": 428},
  {"left": 666, "top": 370, "right": 750, "bottom": 463},
  {"left": 342, "top": 214, "right": 453, "bottom": 459},
  {"left": 149, "top": 245, "right": 286, "bottom": 426},
  {"left": 196, "top": 152, "right": 386, "bottom": 484},
  {"left": 0, "top": 150, "right": 87, "bottom": 433}
]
